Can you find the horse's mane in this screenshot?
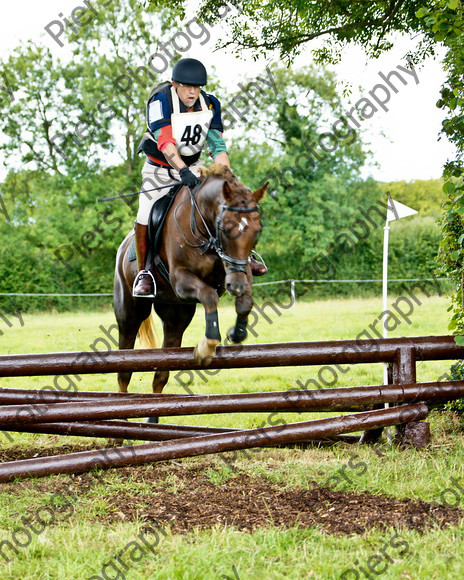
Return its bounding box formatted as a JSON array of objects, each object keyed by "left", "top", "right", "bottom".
[
  {"left": 199, "top": 163, "right": 237, "bottom": 183},
  {"left": 198, "top": 163, "right": 252, "bottom": 205}
]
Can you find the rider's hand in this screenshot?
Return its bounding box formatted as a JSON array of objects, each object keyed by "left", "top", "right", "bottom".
[{"left": 179, "top": 167, "right": 200, "bottom": 189}]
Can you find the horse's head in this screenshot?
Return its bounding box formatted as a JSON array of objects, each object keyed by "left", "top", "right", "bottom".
[{"left": 217, "top": 174, "right": 268, "bottom": 297}]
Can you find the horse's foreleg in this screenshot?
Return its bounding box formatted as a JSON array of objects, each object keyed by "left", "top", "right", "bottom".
[
  {"left": 194, "top": 309, "right": 221, "bottom": 365},
  {"left": 171, "top": 269, "right": 220, "bottom": 365},
  {"left": 227, "top": 275, "right": 254, "bottom": 344}
]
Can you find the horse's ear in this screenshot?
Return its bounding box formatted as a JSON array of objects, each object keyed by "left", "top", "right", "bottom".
[
  {"left": 253, "top": 182, "right": 268, "bottom": 204},
  {"left": 222, "top": 181, "right": 234, "bottom": 204}
]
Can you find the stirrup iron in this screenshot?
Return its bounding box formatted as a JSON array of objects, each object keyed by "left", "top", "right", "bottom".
[{"left": 133, "top": 269, "right": 156, "bottom": 298}]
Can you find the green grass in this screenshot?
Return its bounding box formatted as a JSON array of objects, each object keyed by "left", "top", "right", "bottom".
[{"left": 1, "top": 294, "right": 464, "bottom": 579}]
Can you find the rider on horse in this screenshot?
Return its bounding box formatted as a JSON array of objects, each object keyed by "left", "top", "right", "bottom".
[{"left": 133, "top": 57, "right": 267, "bottom": 298}]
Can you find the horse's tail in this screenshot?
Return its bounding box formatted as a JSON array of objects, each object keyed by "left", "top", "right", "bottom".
[{"left": 138, "top": 310, "right": 158, "bottom": 349}]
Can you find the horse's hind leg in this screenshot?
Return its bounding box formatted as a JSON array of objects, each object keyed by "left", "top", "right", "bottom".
[
  {"left": 115, "top": 296, "right": 152, "bottom": 393},
  {"left": 146, "top": 303, "right": 197, "bottom": 423},
  {"left": 116, "top": 326, "right": 139, "bottom": 394},
  {"left": 152, "top": 302, "right": 197, "bottom": 393},
  {"left": 110, "top": 299, "right": 152, "bottom": 445}
]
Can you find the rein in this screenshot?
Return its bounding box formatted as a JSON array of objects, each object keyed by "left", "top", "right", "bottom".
[{"left": 174, "top": 182, "right": 260, "bottom": 275}]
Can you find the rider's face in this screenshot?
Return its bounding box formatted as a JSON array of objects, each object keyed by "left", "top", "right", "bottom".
[{"left": 173, "top": 82, "right": 202, "bottom": 108}]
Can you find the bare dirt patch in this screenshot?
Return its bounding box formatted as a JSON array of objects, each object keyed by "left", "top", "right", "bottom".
[{"left": 0, "top": 444, "right": 462, "bottom": 535}]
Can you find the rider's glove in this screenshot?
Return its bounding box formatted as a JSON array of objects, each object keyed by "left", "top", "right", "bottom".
[{"left": 179, "top": 167, "right": 200, "bottom": 189}]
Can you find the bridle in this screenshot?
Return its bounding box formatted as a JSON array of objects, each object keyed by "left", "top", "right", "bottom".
[
  {"left": 174, "top": 183, "right": 261, "bottom": 275},
  {"left": 214, "top": 203, "right": 261, "bottom": 274}
]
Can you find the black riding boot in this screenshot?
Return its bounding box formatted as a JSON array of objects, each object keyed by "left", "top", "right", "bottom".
[
  {"left": 133, "top": 222, "right": 156, "bottom": 297},
  {"left": 250, "top": 256, "right": 267, "bottom": 276}
]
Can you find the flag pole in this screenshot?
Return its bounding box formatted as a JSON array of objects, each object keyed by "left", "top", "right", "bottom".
[
  {"left": 382, "top": 194, "right": 418, "bottom": 443},
  {"left": 383, "top": 212, "right": 392, "bottom": 443}
]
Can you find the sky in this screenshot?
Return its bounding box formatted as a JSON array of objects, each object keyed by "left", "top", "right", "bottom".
[{"left": 0, "top": 0, "right": 456, "bottom": 183}]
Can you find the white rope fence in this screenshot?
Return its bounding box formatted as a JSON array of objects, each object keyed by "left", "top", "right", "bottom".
[{"left": 0, "top": 278, "right": 448, "bottom": 301}]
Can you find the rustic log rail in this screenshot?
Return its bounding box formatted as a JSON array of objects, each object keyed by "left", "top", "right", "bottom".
[
  {"left": 0, "top": 381, "right": 461, "bottom": 423},
  {"left": 0, "top": 335, "right": 461, "bottom": 481},
  {"left": 0, "top": 336, "right": 462, "bottom": 376},
  {"left": 0, "top": 404, "right": 428, "bottom": 483}
]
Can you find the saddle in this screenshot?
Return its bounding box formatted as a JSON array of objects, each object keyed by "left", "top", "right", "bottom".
[{"left": 128, "top": 184, "right": 182, "bottom": 283}]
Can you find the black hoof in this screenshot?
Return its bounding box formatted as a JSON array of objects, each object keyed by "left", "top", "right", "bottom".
[
  {"left": 227, "top": 327, "right": 248, "bottom": 344},
  {"left": 146, "top": 416, "right": 159, "bottom": 424}
]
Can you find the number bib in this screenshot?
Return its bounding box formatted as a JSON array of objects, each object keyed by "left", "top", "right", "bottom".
[{"left": 170, "top": 86, "right": 213, "bottom": 157}]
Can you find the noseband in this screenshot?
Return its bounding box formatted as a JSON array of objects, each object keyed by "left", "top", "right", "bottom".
[
  {"left": 214, "top": 204, "right": 260, "bottom": 274},
  {"left": 214, "top": 203, "right": 259, "bottom": 274}
]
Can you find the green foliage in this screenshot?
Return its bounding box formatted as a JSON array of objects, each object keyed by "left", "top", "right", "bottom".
[
  {"left": 337, "top": 214, "right": 441, "bottom": 289},
  {"left": 149, "top": 0, "right": 437, "bottom": 63},
  {"left": 0, "top": 43, "right": 93, "bottom": 175},
  {"left": 228, "top": 64, "right": 368, "bottom": 278},
  {"left": 0, "top": 165, "right": 137, "bottom": 311},
  {"left": 417, "top": 0, "right": 464, "bottom": 45},
  {"left": 425, "top": 2, "right": 464, "bottom": 407},
  {"left": 384, "top": 179, "right": 444, "bottom": 218},
  {"left": 65, "top": 0, "right": 181, "bottom": 175},
  {"left": 0, "top": 0, "right": 181, "bottom": 178},
  {"left": 0, "top": 0, "right": 185, "bottom": 312},
  {"left": 0, "top": 3, "right": 449, "bottom": 313},
  {"left": 227, "top": 66, "right": 441, "bottom": 297}
]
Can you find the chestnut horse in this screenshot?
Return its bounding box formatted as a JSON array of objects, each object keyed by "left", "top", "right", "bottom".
[{"left": 114, "top": 164, "right": 267, "bottom": 399}]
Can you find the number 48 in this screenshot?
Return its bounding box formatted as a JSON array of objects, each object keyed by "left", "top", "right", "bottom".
[{"left": 181, "top": 124, "right": 203, "bottom": 146}]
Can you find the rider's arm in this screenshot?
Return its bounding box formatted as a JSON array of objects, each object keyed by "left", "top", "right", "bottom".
[
  {"left": 214, "top": 152, "right": 230, "bottom": 167},
  {"left": 161, "top": 142, "right": 189, "bottom": 171},
  {"left": 206, "top": 129, "right": 230, "bottom": 167},
  {"left": 205, "top": 95, "right": 230, "bottom": 167},
  {"left": 149, "top": 91, "right": 195, "bottom": 171}
]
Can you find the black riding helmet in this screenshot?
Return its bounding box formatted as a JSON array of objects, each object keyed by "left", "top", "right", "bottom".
[{"left": 172, "top": 58, "right": 207, "bottom": 86}]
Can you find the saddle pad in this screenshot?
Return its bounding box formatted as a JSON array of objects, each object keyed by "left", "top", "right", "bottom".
[
  {"left": 148, "top": 184, "right": 181, "bottom": 254},
  {"left": 128, "top": 237, "right": 137, "bottom": 262},
  {"left": 128, "top": 184, "right": 182, "bottom": 286}
]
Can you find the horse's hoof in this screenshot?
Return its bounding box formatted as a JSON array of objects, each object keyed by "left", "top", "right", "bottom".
[
  {"left": 227, "top": 326, "right": 248, "bottom": 344},
  {"left": 194, "top": 338, "right": 219, "bottom": 366}
]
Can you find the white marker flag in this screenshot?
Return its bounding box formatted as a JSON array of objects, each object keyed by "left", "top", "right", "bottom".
[{"left": 386, "top": 197, "right": 418, "bottom": 222}]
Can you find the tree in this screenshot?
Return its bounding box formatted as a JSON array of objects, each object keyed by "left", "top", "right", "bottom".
[
  {"left": 65, "top": 0, "right": 178, "bottom": 175},
  {"left": 149, "top": 0, "right": 441, "bottom": 62},
  {"left": 384, "top": 179, "right": 444, "bottom": 217},
  {"left": 0, "top": 43, "right": 94, "bottom": 176},
  {"left": 0, "top": 0, "right": 184, "bottom": 308},
  {"left": 223, "top": 64, "right": 375, "bottom": 281},
  {"left": 424, "top": 3, "right": 464, "bottom": 334},
  {"left": 0, "top": 0, "right": 181, "bottom": 178}
]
